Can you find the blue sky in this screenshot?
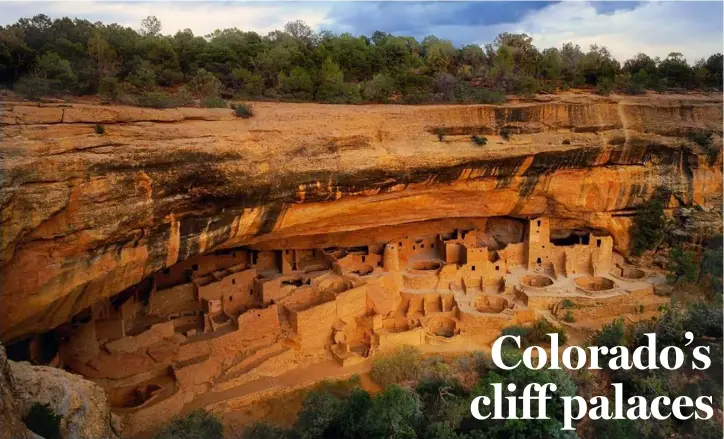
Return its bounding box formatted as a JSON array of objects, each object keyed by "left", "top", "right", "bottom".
[{"left": 0, "top": 1, "right": 721, "bottom": 62}]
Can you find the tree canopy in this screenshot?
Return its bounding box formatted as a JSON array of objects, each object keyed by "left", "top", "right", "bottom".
[{"left": 1, "top": 14, "right": 721, "bottom": 104}]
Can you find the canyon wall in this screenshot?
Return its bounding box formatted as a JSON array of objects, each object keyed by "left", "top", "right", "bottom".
[{"left": 1, "top": 94, "right": 721, "bottom": 341}]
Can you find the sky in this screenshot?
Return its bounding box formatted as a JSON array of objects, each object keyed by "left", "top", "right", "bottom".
[{"left": 0, "top": 1, "right": 722, "bottom": 62}]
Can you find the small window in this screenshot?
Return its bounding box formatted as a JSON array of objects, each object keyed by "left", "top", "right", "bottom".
[
  {"left": 163, "top": 268, "right": 170, "bottom": 275},
  {"left": 399, "top": 242, "right": 402, "bottom": 246},
  {"left": 542, "top": 245, "right": 545, "bottom": 249},
  {"left": 421, "top": 244, "right": 425, "bottom": 249},
  {"left": 536, "top": 257, "right": 542, "bottom": 264},
  {"left": 495, "top": 266, "right": 499, "bottom": 271},
  {"left": 249, "top": 290, "right": 253, "bottom": 296},
  {"left": 597, "top": 239, "right": 602, "bottom": 248},
  {"left": 472, "top": 266, "right": 476, "bottom": 271},
  {"left": 431, "top": 244, "right": 435, "bottom": 249},
  {"left": 229, "top": 296, "right": 232, "bottom": 301},
  {"left": 362, "top": 256, "right": 366, "bottom": 263},
  {"left": 192, "top": 264, "right": 199, "bottom": 271},
  {"left": 537, "top": 220, "right": 541, "bottom": 227},
  {"left": 232, "top": 279, "right": 236, "bottom": 285},
  {"left": 413, "top": 245, "right": 416, "bottom": 250}
]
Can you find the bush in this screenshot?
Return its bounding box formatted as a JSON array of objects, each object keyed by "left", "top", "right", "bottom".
[
  {"left": 528, "top": 318, "right": 568, "bottom": 345},
  {"left": 688, "top": 130, "right": 719, "bottom": 165},
  {"left": 296, "top": 391, "right": 344, "bottom": 439},
  {"left": 136, "top": 91, "right": 175, "bottom": 108},
  {"left": 596, "top": 77, "right": 614, "bottom": 95},
  {"left": 151, "top": 409, "right": 223, "bottom": 439},
  {"left": 591, "top": 318, "right": 626, "bottom": 349},
  {"left": 631, "top": 197, "right": 667, "bottom": 256},
  {"left": 128, "top": 61, "right": 157, "bottom": 91},
  {"left": 14, "top": 76, "right": 54, "bottom": 100},
  {"left": 242, "top": 422, "right": 289, "bottom": 439},
  {"left": 370, "top": 345, "right": 423, "bottom": 386},
  {"left": 24, "top": 403, "right": 62, "bottom": 439},
  {"left": 435, "top": 127, "right": 445, "bottom": 141},
  {"left": 189, "top": 68, "right": 222, "bottom": 98},
  {"left": 667, "top": 246, "right": 698, "bottom": 284},
  {"left": 99, "top": 76, "right": 119, "bottom": 102},
  {"left": 316, "top": 81, "right": 362, "bottom": 104},
  {"left": 95, "top": 124, "right": 105, "bottom": 135},
  {"left": 561, "top": 299, "right": 574, "bottom": 309},
  {"left": 562, "top": 311, "right": 576, "bottom": 323},
  {"left": 362, "top": 73, "right": 395, "bottom": 103},
  {"left": 234, "top": 102, "right": 253, "bottom": 118},
  {"left": 472, "top": 135, "right": 488, "bottom": 146},
  {"left": 173, "top": 87, "right": 195, "bottom": 107},
  {"left": 201, "top": 96, "right": 227, "bottom": 108}
]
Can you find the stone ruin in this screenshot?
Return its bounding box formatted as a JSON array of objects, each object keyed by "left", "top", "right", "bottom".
[{"left": 5, "top": 216, "right": 668, "bottom": 435}]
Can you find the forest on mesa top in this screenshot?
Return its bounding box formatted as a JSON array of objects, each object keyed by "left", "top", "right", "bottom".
[{"left": 1, "top": 14, "right": 722, "bottom": 106}]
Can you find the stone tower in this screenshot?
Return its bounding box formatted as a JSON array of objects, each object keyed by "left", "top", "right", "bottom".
[{"left": 383, "top": 243, "right": 400, "bottom": 272}]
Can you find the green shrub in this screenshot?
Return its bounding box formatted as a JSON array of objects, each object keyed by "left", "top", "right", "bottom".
[
  {"left": 296, "top": 391, "right": 344, "bottom": 439},
  {"left": 370, "top": 345, "right": 423, "bottom": 386},
  {"left": 528, "top": 318, "right": 568, "bottom": 344},
  {"left": 596, "top": 77, "right": 614, "bottom": 96},
  {"left": 234, "top": 102, "right": 253, "bottom": 118},
  {"left": 151, "top": 409, "right": 223, "bottom": 439},
  {"left": 435, "top": 127, "right": 445, "bottom": 141},
  {"left": 14, "top": 76, "right": 54, "bottom": 100},
  {"left": 189, "top": 68, "right": 222, "bottom": 98},
  {"left": 591, "top": 318, "right": 626, "bottom": 349},
  {"left": 23, "top": 403, "right": 62, "bottom": 439},
  {"left": 688, "top": 130, "right": 719, "bottom": 165},
  {"left": 201, "top": 96, "right": 227, "bottom": 108},
  {"left": 561, "top": 299, "right": 574, "bottom": 309},
  {"left": 667, "top": 246, "right": 698, "bottom": 283},
  {"left": 472, "top": 135, "right": 488, "bottom": 146},
  {"left": 562, "top": 311, "right": 576, "bottom": 323},
  {"left": 362, "top": 73, "right": 395, "bottom": 103},
  {"left": 173, "top": 87, "right": 194, "bottom": 107},
  {"left": 136, "top": 91, "right": 175, "bottom": 108},
  {"left": 99, "top": 76, "right": 120, "bottom": 102},
  {"left": 95, "top": 124, "right": 105, "bottom": 135},
  {"left": 631, "top": 197, "right": 666, "bottom": 256},
  {"left": 242, "top": 422, "right": 289, "bottom": 439}
]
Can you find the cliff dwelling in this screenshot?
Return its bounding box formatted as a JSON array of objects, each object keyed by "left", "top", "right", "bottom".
[{"left": 5, "top": 215, "right": 669, "bottom": 434}]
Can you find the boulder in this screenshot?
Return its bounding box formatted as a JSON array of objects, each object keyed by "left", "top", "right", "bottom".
[{"left": 8, "top": 360, "right": 119, "bottom": 439}]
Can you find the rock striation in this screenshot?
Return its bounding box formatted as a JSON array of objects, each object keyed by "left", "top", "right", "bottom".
[{"left": 0, "top": 94, "right": 721, "bottom": 341}]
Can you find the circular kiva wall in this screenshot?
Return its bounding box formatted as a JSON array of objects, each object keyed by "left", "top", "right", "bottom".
[
  {"left": 410, "top": 260, "right": 442, "bottom": 272},
  {"left": 520, "top": 274, "right": 554, "bottom": 288},
  {"left": 473, "top": 295, "right": 509, "bottom": 313},
  {"left": 618, "top": 266, "right": 646, "bottom": 280},
  {"left": 425, "top": 316, "right": 457, "bottom": 338},
  {"left": 575, "top": 276, "right": 615, "bottom": 292}
]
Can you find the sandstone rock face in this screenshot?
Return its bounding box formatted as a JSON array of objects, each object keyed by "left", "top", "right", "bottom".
[
  {"left": 8, "top": 360, "right": 119, "bottom": 439},
  {"left": 0, "top": 344, "right": 33, "bottom": 439},
  {"left": 1, "top": 94, "right": 721, "bottom": 341}
]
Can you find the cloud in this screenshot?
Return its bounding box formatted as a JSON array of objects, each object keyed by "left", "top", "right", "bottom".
[
  {"left": 0, "top": 1, "right": 720, "bottom": 62},
  {"left": 0, "top": 1, "right": 333, "bottom": 37},
  {"left": 503, "top": 1, "right": 723, "bottom": 62}
]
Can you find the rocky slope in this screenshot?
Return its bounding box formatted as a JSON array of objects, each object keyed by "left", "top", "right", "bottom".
[{"left": 1, "top": 94, "right": 721, "bottom": 341}]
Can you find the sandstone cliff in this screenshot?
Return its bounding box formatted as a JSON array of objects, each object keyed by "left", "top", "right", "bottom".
[{"left": 1, "top": 94, "right": 721, "bottom": 341}]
